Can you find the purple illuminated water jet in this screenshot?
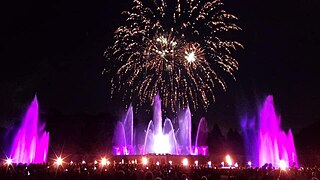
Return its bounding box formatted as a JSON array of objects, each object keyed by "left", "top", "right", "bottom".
[
  {"left": 113, "top": 95, "right": 208, "bottom": 155},
  {"left": 241, "top": 95, "right": 298, "bottom": 168},
  {"left": 10, "top": 96, "right": 49, "bottom": 164}
]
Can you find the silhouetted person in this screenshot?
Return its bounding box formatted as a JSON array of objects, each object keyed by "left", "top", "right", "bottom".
[
  {"left": 114, "top": 170, "right": 125, "bottom": 180},
  {"left": 144, "top": 171, "right": 153, "bottom": 180}
]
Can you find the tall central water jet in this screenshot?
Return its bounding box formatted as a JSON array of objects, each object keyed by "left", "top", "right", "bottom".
[
  {"left": 10, "top": 96, "right": 49, "bottom": 164},
  {"left": 113, "top": 95, "right": 208, "bottom": 155},
  {"left": 241, "top": 95, "right": 298, "bottom": 168},
  {"left": 143, "top": 95, "right": 178, "bottom": 154}
]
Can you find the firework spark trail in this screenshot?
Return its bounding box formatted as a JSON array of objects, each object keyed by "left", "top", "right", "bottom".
[{"left": 106, "top": 0, "right": 242, "bottom": 113}]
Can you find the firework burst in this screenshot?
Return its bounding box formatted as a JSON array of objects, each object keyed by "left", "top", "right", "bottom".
[{"left": 106, "top": 0, "right": 242, "bottom": 113}]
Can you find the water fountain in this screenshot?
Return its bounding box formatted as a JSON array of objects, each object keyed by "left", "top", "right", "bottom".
[
  {"left": 113, "top": 95, "right": 208, "bottom": 156},
  {"left": 241, "top": 95, "right": 298, "bottom": 168},
  {"left": 9, "top": 96, "right": 50, "bottom": 164}
]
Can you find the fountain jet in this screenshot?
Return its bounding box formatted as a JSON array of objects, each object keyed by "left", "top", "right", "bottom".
[
  {"left": 10, "top": 96, "right": 49, "bottom": 164},
  {"left": 241, "top": 95, "right": 298, "bottom": 168},
  {"left": 113, "top": 95, "right": 208, "bottom": 155}
]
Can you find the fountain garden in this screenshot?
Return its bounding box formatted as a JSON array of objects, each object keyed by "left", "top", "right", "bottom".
[{"left": 5, "top": 95, "right": 298, "bottom": 167}]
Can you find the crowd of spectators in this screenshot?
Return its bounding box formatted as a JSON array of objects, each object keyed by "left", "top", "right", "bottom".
[{"left": 1, "top": 162, "right": 320, "bottom": 180}]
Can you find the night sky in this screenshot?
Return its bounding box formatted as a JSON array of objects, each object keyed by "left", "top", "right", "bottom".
[{"left": 1, "top": 0, "right": 320, "bottom": 134}]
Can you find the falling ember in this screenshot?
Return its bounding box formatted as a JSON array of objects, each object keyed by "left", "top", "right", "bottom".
[{"left": 106, "top": 0, "right": 242, "bottom": 112}]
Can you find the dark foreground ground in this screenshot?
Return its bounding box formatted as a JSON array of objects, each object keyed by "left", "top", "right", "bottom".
[{"left": 1, "top": 163, "right": 319, "bottom": 180}]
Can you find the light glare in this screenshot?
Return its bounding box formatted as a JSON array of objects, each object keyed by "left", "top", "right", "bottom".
[
  {"left": 235, "top": 162, "right": 239, "bottom": 168},
  {"left": 142, "top": 157, "right": 148, "bottom": 165},
  {"left": 226, "top": 155, "right": 232, "bottom": 166},
  {"left": 55, "top": 157, "right": 63, "bottom": 166},
  {"left": 279, "top": 160, "right": 287, "bottom": 171},
  {"left": 5, "top": 158, "right": 13, "bottom": 165},
  {"left": 101, "top": 157, "right": 107, "bottom": 166},
  {"left": 182, "top": 158, "right": 188, "bottom": 166},
  {"left": 152, "top": 134, "right": 170, "bottom": 154}
]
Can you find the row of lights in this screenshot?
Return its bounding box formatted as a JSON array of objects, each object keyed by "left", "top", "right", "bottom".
[
  {"left": 141, "top": 155, "right": 225, "bottom": 168},
  {"left": 3, "top": 155, "right": 236, "bottom": 167},
  {"left": 54, "top": 157, "right": 111, "bottom": 167},
  {"left": 3, "top": 155, "right": 288, "bottom": 171}
]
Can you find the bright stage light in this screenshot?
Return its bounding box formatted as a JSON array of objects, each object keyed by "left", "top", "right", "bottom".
[
  {"left": 142, "top": 157, "right": 148, "bottom": 165},
  {"left": 226, "top": 155, "right": 232, "bottom": 166},
  {"left": 101, "top": 157, "right": 107, "bottom": 166},
  {"left": 195, "top": 160, "right": 199, "bottom": 167},
  {"left": 182, "top": 158, "right": 188, "bottom": 166},
  {"left": 55, "top": 157, "right": 63, "bottom": 166},
  {"left": 279, "top": 160, "right": 287, "bottom": 171},
  {"left": 153, "top": 134, "right": 170, "bottom": 154},
  {"left": 5, "top": 158, "right": 13, "bottom": 165},
  {"left": 235, "top": 162, "right": 239, "bottom": 168}
]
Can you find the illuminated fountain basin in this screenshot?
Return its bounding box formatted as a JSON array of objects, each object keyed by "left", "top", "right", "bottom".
[
  {"left": 113, "top": 95, "right": 208, "bottom": 155},
  {"left": 9, "top": 96, "right": 49, "bottom": 164},
  {"left": 241, "top": 95, "right": 298, "bottom": 168}
]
